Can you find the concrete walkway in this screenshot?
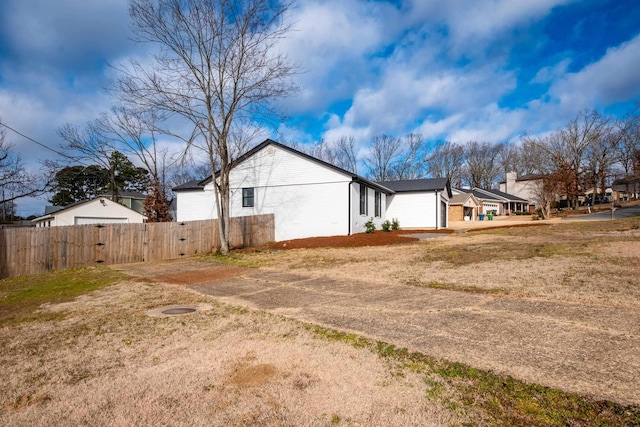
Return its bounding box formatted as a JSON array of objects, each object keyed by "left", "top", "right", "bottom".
[{"left": 168, "top": 266, "right": 640, "bottom": 406}]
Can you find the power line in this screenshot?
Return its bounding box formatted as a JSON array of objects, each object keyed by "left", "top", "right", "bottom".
[{"left": 0, "top": 121, "right": 75, "bottom": 160}]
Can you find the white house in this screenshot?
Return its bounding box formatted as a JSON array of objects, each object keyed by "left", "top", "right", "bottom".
[
  {"left": 500, "top": 172, "right": 543, "bottom": 207},
  {"left": 174, "top": 140, "right": 394, "bottom": 241},
  {"left": 380, "top": 178, "right": 451, "bottom": 229},
  {"left": 33, "top": 198, "right": 147, "bottom": 227}
]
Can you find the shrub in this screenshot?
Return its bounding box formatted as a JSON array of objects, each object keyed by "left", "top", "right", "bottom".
[
  {"left": 381, "top": 220, "right": 391, "bottom": 232},
  {"left": 391, "top": 218, "right": 400, "bottom": 230},
  {"left": 364, "top": 218, "right": 376, "bottom": 233}
]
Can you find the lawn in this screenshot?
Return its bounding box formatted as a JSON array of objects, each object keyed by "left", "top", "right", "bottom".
[{"left": 1, "top": 218, "right": 640, "bottom": 426}]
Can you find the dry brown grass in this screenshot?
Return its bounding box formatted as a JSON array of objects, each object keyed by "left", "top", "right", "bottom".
[
  {"left": 3, "top": 218, "right": 640, "bottom": 426},
  {"left": 236, "top": 218, "right": 640, "bottom": 307},
  {"left": 0, "top": 279, "right": 454, "bottom": 426}
]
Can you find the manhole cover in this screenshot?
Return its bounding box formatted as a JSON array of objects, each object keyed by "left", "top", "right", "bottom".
[{"left": 161, "top": 307, "right": 196, "bottom": 315}]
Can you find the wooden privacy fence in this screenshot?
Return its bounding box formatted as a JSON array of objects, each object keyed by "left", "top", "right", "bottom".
[{"left": 0, "top": 214, "right": 274, "bottom": 278}]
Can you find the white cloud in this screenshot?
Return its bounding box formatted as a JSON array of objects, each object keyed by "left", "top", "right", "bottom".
[
  {"left": 414, "top": 114, "right": 464, "bottom": 140},
  {"left": 547, "top": 33, "right": 640, "bottom": 109},
  {"left": 406, "top": 0, "right": 576, "bottom": 54},
  {"left": 531, "top": 59, "right": 571, "bottom": 84},
  {"left": 279, "top": 0, "right": 403, "bottom": 113},
  {"left": 0, "top": 0, "right": 131, "bottom": 71}
]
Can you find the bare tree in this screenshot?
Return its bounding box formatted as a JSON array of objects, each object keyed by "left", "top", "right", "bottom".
[
  {"left": 115, "top": 0, "right": 298, "bottom": 254},
  {"left": 333, "top": 135, "right": 359, "bottom": 174},
  {"left": 391, "top": 133, "right": 426, "bottom": 180},
  {"left": 518, "top": 135, "right": 555, "bottom": 175},
  {"left": 463, "top": 141, "right": 502, "bottom": 189},
  {"left": 0, "top": 124, "right": 53, "bottom": 219},
  {"left": 287, "top": 136, "right": 359, "bottom": 174},
  {"left": 496, "top": 142, "right": 522, "bottom": 177},
  {"left": 294, "top": 139, "right": 339, "bottom": 166},
  {"left": 97, "top": 107, "right": 174, "bottom": 221},
  {"left": 613, "top": 110, "right": 640, "bottom": 197},
  {"left": 363, "top": 134, "right": 402, "bottom": 181},
  {"left": 584, "top": 121, "right": 622, "bottom": 203},
  {"left": 524, "top": 109, "right": 612, "bottom": 209},
  {"left": 425, "top": 140, "right": 465, "bottom": 186},
  {"left": 57, "top": 122, "right": 150, "bottom": 202}
]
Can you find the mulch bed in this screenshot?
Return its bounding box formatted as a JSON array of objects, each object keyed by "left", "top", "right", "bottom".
[{"left": 253, "top": 229, "right": 455, "bottom": 251}]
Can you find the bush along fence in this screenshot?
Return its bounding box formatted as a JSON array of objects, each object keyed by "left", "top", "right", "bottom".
[{"left": 0, "top": 215, "right": 274, "bottom": 278}]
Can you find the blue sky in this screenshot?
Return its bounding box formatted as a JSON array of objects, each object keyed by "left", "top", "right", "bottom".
[{"left": 1, "top": 0, "right": 640, "bottom": 215}]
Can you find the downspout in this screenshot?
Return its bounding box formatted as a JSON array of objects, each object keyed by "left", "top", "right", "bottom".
[
  {"left": 435, "top": 190, "right": 439, "bottom": 230},
  {"left": 348, "top": 182, "right": 351, "bottom": 235}
]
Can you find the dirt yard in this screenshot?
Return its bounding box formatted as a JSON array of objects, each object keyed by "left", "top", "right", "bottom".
[{"left": 2, "top": 217, "right": 640, "bottom": 426}]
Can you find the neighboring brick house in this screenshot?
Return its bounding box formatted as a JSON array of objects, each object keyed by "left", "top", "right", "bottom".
[{"left": 449, "top": 193, "right": 480, "bottom": 221}]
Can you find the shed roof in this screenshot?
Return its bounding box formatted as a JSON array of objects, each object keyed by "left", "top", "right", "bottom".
[{"left": 449, "top": 193, "right": 480, "bottom": 206}]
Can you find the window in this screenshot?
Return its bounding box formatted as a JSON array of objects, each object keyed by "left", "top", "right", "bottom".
[
  {"left": 374, "top": 191, "right": 381, "bottom": 217},
  {"left": 359, "top": 184, "right": 368, "bottom": 215},
  {"left": 242, "top": 188, "right": 254, "bottom": 207}
]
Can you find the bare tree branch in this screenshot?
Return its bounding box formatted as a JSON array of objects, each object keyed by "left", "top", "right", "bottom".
[{"left": 114, "top": 0, "right": 298, "bottom": 253}]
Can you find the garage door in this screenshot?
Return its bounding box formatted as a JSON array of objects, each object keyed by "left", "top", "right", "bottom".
[
  {"left": 74, "top": 217, "right": 128, "bottom": 225},
  {"left": 483, "top": 203, "right": 498, "bottom": 213}
]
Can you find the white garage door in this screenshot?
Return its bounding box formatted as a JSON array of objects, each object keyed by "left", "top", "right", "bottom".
[
  {"left": 74, "top": 217, "right": 128, "bottom": 225},
  {"left": 483, "top": 203, "right": 499, "bottom": 213}
]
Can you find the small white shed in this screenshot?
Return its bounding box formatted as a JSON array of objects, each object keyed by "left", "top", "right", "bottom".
[{"left": 33, "top": 198, "right": 147, "bottom": 227}]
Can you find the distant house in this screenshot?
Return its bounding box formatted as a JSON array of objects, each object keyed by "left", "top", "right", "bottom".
[
  {"left": 101, "top": 190, "right": 147, "bottom": 215},
  {"left": 32, "top": 198, "right": 147, "bottom": 227},
  {"left": 610, "top": 183, "right": 639, "bottom": 202},
  {"left": 449, "top": 193, "right": 480, "bottom": 221},
  {"left": 454, "top": 187, "right": 530, "bottom": 215},
  {"left": 500, "top": 172, "right": 543, "bottom": 208},
  {"left": 173, "top": 139, "right": 451, "bottom": 241},
  {"left": 454, "top": 188, "right": 504, "bottom": 215},
  {"left": 380, "top": 178, "right": 451, "bottom": 229}
]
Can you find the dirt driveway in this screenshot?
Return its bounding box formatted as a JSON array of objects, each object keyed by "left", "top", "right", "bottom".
[{"left": 121, "top": 256, "right": 640, "bottom": 406}]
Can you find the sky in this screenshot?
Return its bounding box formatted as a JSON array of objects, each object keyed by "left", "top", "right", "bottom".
[{"left": 1, "top": 0, "right": 640, "bottom": 215}]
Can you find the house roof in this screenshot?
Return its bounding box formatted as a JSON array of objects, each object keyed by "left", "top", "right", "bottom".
[
  {"left": 379, "top": 177, "right": 449, "bottom": 193},
  {"left": 172, "top": 179, "right": 205, "bottom": 191},
  {"left": 477, "top": 188, "right": 529, "bottom": 202},
  {"left": 101, "top": 190, "right": 147, "bottom": 199},
  {"left": 449, "top": 193, "right": 480, "bottom": 206},
  {"left": 500, "top": 173, "right": 545, "bottom": 184},
  {"left": 456, "top": 188, "right": 502, "bottom": 202},
  {"left": 172, "top": 139, "right": 395, "bottom": 194},
  {"left": 456, "top": 187, "right": 529, "bottom": 203},
  {"left": 44, "top": 205, "right": 64, "bottom": 215}
]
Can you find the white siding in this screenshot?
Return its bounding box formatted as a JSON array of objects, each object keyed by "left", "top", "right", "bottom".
[
  {"left": 230, "top": 145, "right": 353, "bottom": 241},
  {"left": 176, "top": 144, "right": 354, "bottom": 241},
  {"left": 176, "top": 188, "right": 218, "bottom": 221},
  {"left": 350, "top": 182, "right": 387, "bottom": 234},
  {"left": 74, "top": 217, "right": 127, "bottom": 225},
  {"left": 173, "top": 143, "right": 402, "bottom": 240},
  {"left": 231, "top": 144, "right": 349, "bottom": 188},
  {"left": 386, "top": 192, "right": 441, "bottom": 229},
  {"left": 234, "top": 181, "right": 349, "bottom": 241}
]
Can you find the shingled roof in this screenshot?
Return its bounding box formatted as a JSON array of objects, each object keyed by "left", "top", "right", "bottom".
[{"left": 378, "top": 178, "right": 450, "bottom": 194}]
